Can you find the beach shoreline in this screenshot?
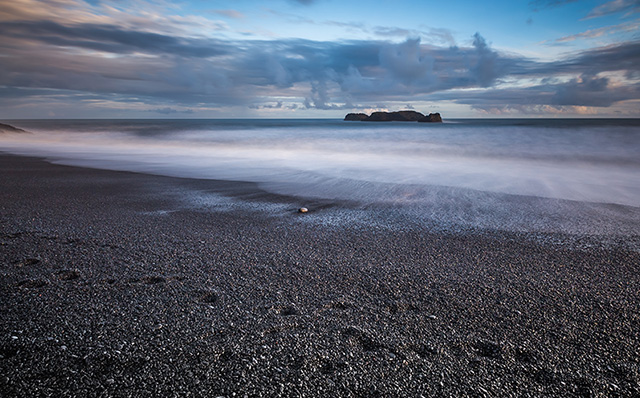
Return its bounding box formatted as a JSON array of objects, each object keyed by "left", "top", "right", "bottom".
[{"left": 1, "top": 153, "right": 639, "bottom": 397}]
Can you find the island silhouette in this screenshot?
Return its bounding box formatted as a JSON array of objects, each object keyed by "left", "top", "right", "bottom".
[{"left": 345, "top": 110, "right": 442, "bottom": 122}]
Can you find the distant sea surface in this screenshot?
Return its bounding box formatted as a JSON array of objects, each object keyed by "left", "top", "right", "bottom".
[{"left": 2, "top": 118, "right": 639, "bottom": 238}]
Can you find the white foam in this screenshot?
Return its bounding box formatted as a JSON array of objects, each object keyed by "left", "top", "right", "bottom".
[{"left": 1, "top": 120, "right": 639, "bottom": 236}]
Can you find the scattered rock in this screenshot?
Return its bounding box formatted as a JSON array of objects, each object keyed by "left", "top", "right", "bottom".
[
  {"left": 17, "top": 279, "right": 48, "bottom": 288},
  {"left": 515, "top": 348, "right": 537, "bottom": 363},
  {"left": 0, "top": 346, "right": 18, "bottom": 360},
  {"left": 473, "top": 340, "right": 502, "bottom": 359},
  {"left": 141, "top": 276, "right": 166, "bottom": 284},
  {"left": 320, "top": 360, "right": 347, "bottom": 374},
  {"left": 413, "top": 344, "right": 441, "bottom": 358},
  {"left": 344, "top": 326, "right": 384, "bottom": 351},
  {"left": 279, "top": 305, "right": 299, "bottom": 316},
  {"left": 269, "top": 304, "right": 300, "bottom": 316},
  {"left": 328, "top": 299, "right": 350, "bottom": 310},
  {"left": 198, "top": 291, "right": 218, "bottom": 304},
  {"left": 574, "top": 377, "right": 594, "bottom": 396},
  {"left": 385, "top": 301, "right": 416, "bottom": 314},
  {"left": 533, "top": 368, "right": 557, "bottom": 385},
  {"left": 219, "top": 350, "right": 234, "bottom": 362},
  {"left": 56, "top": 269, "right": 80, "bottom": 281},
  {"left": 17, "top": 258, "right": 40, "bottom": 267}
]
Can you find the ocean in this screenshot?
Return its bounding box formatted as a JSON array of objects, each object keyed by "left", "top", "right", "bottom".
[{"left": 2, "top": 118, "right": 639, "bottom": 240}]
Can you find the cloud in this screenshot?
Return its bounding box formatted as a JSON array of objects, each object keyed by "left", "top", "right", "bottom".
[
  {"left": 585, "top": 0, "right": 640, "bottom": 19},
  {"left": 471, "top": 33, "right": 501, "bottom": 87},
  {"left": 0, "top": 0, "right": 226, "bottom": 37},
  {"left": 553, "top": 20, "right": 640, "bottom": 43},
  {"left": 0, "top": 2, "right": 638, "bottom": 116},
  {"left": 556, "top": 26, "right": 614, "bottom": 43},
  {"left": 0, "top": 20, "right": 231, "bottom": 58},
  {"left": 432, "top": 72, "right": 640, "bottom": 112},
  {"left": 374, "top": 25, "right": 456, "bottom": 46},
  {"left": 475, "top": 104, "right": 600, "bottom": 116},
  {"left": 529, "top": 0, "right": 578, "bottom": 12},
  {"left": 379, "top": 38, "right": 435, "bottom": 84},
  {"left": 304, "top": 80, "right": 353, "bottom": 110},
  {"left": 425, "top": 28, "right": 457, "bottom": 46},
  {"left": 147, "top": 107, "right": 194, "bottom": 114},
  {"left": 551, "top": 40, "right": 640, "bottom": 74},
  {"left": 374, "top": 26, "right": 412, "bottom": 38},
  {"left": 210, "top": 9, "right": 244, "bottom": 19},
  {"left": 553, "top": 76, "right": 608, "bottom": 106},
  {"left": 249, "top": 101, "right": 283, "bottom": 109}
]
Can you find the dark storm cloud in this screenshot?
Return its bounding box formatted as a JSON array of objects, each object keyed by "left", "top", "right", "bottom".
[
  {"left": 470, "top": 33, "right": 500, "bottom": 87},
  {"left": 553, "top": 40, "right": 640, "bottom": 74},
  {"left": 492, "top": 40, "right": 640, "bottom": 80},
  {"left": 0, "top": 13, "right": 638, "bottom": 112},
  {"left": 433, "top": 73, "right": 640, "bottom": 111},
  {"left": 235, "top": 35, "right": 522, "bottom": 108}
]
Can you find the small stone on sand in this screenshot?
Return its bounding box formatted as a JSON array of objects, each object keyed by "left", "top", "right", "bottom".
[{"left": 298, "top": 207, "right": 308, "bottom": 213}]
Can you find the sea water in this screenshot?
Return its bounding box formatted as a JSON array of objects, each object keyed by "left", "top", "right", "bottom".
[{"left": 1, "top": 118, "right": 639, "bottom": 239}]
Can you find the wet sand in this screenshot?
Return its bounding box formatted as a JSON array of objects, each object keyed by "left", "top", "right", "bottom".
[{"left": 1, "top": 154, "right": 639, "bottom": 397}]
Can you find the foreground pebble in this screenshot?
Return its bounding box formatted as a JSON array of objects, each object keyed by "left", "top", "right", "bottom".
[{"left": 1, "top": 155, "right": 639, "bottom": 397}]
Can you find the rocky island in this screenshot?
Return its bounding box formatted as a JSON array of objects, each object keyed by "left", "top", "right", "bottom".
[{"left": 344, "top": 111, "right": 442, "bottom": 123}]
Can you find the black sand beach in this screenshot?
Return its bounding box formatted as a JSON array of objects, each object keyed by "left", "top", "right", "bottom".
[{"left": 1, "top": 153, "right": 639, "bottom": 397}]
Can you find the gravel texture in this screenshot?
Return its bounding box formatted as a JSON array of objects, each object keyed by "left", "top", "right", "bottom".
[{"left": 1, "top": 154, "right": 639, "bottom": 397}]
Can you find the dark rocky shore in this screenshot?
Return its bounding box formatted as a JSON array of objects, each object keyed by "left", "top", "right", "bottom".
[
  {"left": 0, "top": 123, "right": 27, "bottom": 133},
  {"left": 1, "top": 154, "right": 639, "bottom": 397}
]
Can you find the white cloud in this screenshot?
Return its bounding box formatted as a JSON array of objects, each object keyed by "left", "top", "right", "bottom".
[{"left": 585, "top": 0, "right": 640, "bottom": 19}]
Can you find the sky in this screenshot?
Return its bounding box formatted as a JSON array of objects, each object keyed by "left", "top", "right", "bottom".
[{"left": 0, "top": 0, "right": 638, "bottom": 118}]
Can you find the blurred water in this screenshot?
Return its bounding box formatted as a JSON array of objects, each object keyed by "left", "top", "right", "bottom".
[{"left": 1, "top": 118, "right": 639, "bottom": 236}]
